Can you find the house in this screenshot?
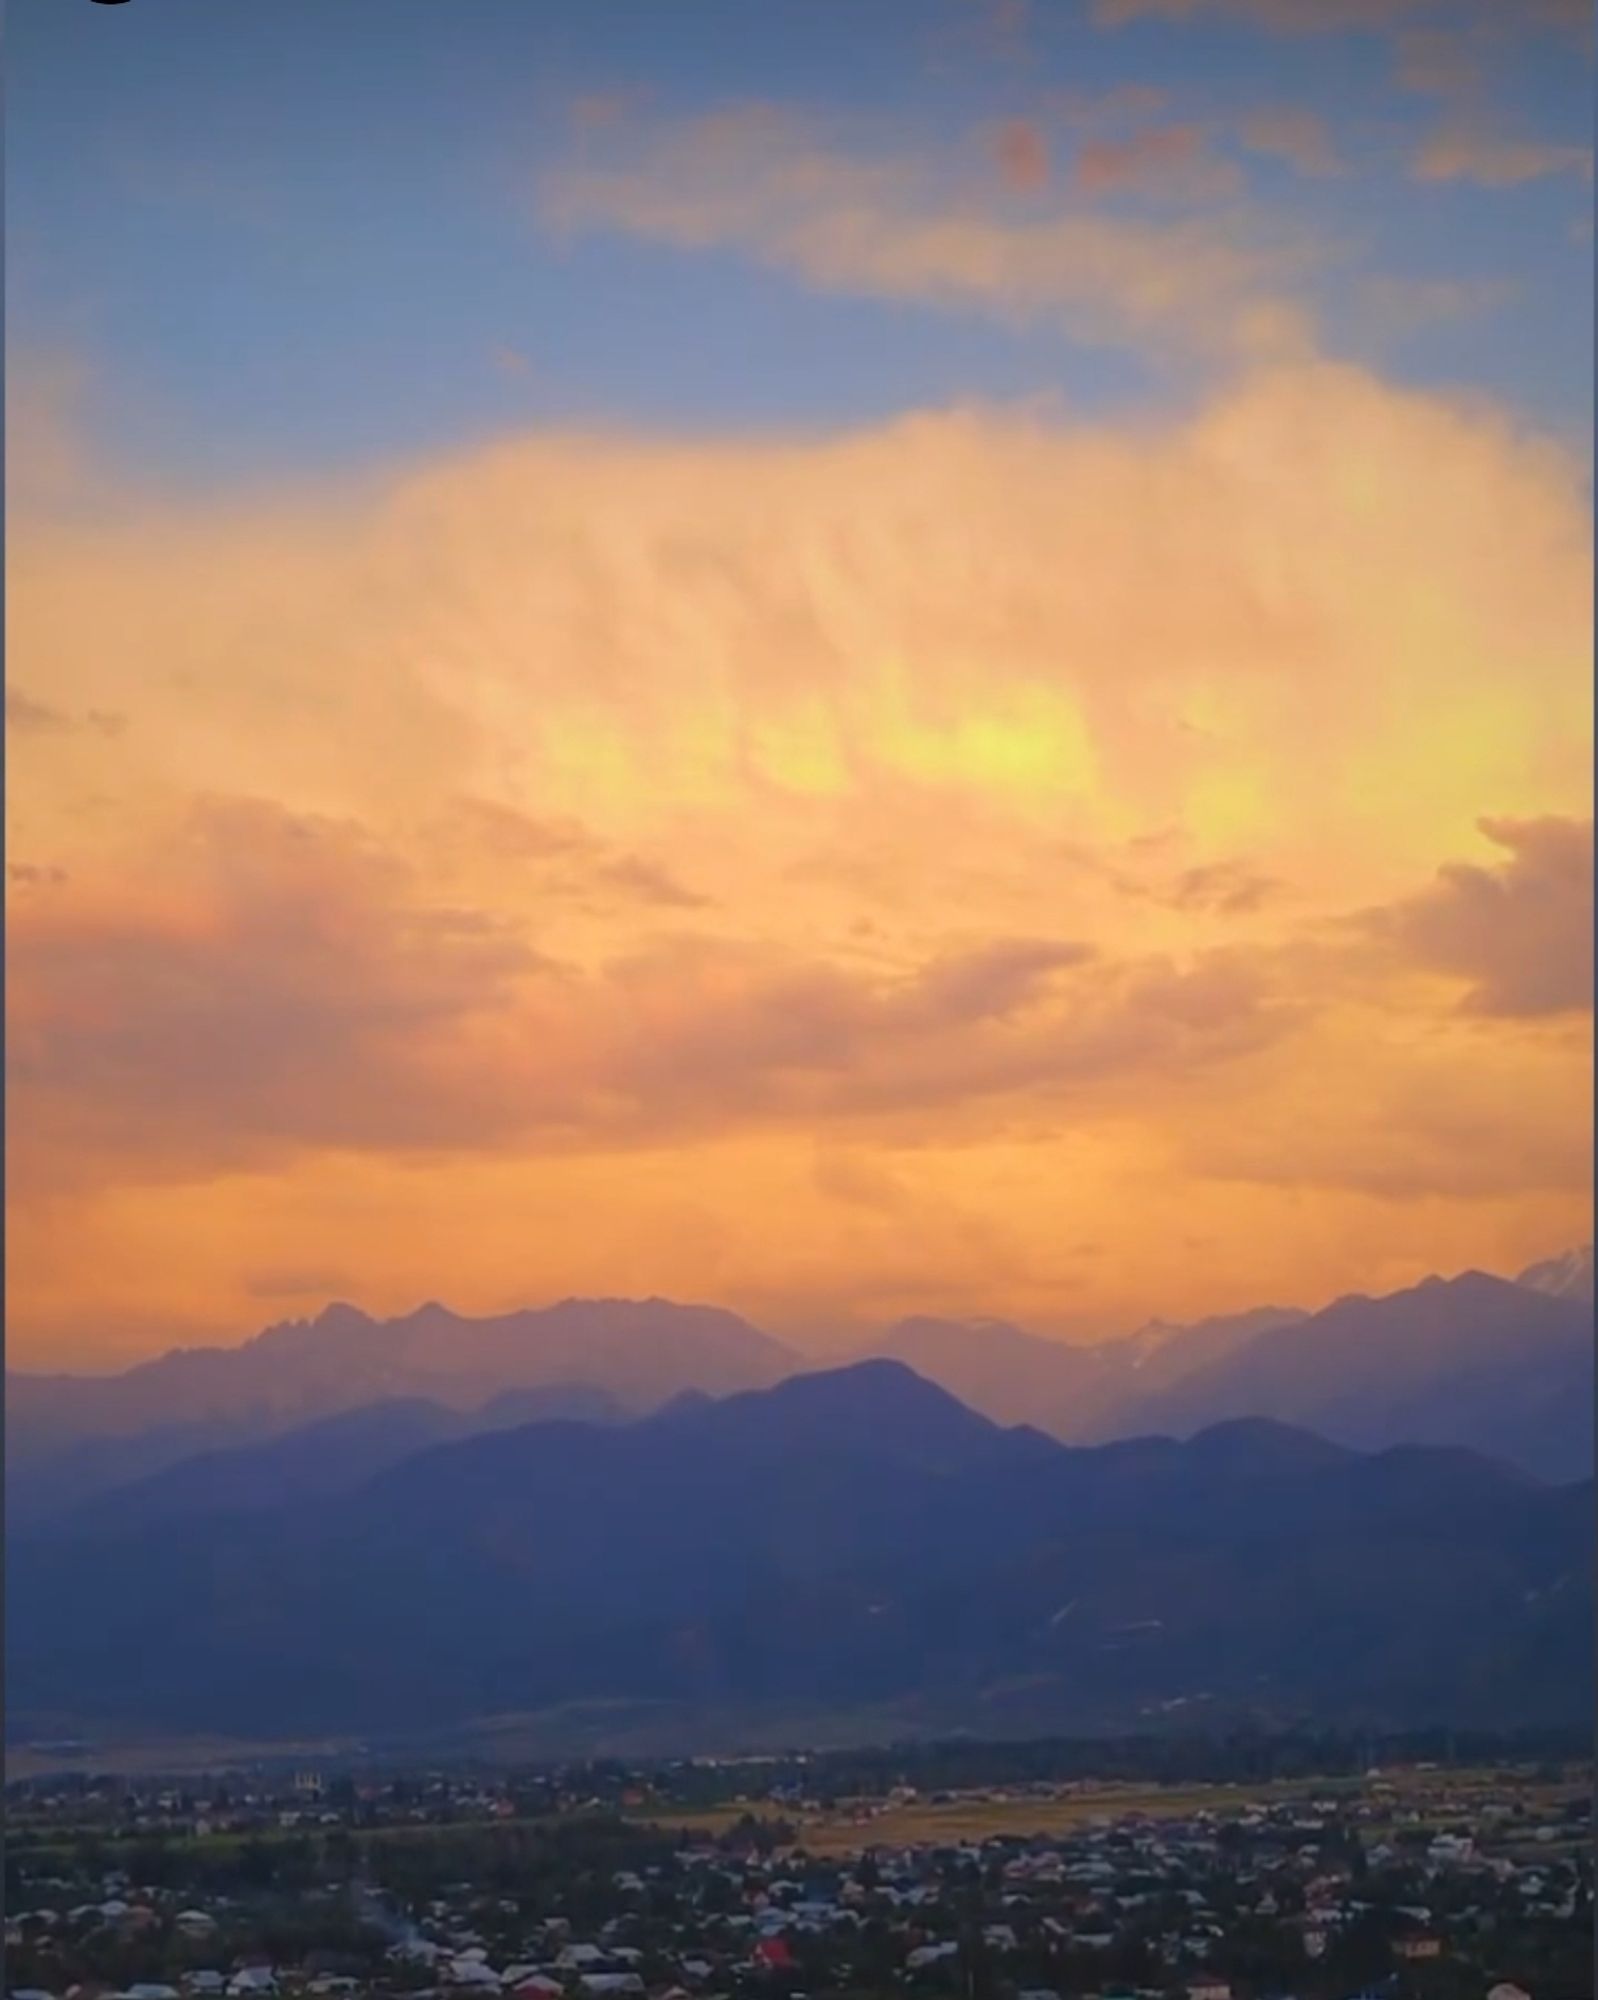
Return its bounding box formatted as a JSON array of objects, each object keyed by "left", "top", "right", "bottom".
[{"left": 444, "top": 1961, "right": 500, "bottom": 1987}]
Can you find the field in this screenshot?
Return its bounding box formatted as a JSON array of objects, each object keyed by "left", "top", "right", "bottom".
[
  {"left": 631, "top": 1764, "right": 1590, "bottom": 1856},
  {"left": 5, "top": 1734, "right": 367, "bottom": 1785}
]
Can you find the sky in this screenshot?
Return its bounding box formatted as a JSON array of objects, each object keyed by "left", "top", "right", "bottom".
[{"left": 6, "top": 0, "right": 1593, "bottom": 1370}]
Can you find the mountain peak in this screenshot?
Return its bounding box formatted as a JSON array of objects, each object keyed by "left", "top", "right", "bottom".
[
  {"left": 313, "top": 1301, "right": 375, "bottom": 1332},
  {"left": 1184, "top": 1415, "right": 1352, "bottom": 1471},
  {"left": 663, "top": 1356, "right": 1018, "bottom": 1472},
  {"left": 1517, "top": 1244, "right": 1595, "bottom": 1304},
  {"left": 397, "top": 1299, "right": 457, "bottom": 1326}
]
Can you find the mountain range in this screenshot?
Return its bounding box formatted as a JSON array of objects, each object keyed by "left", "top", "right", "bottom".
[
  {"left": 9, "top": 1358, "right": 1590, "bottom": 1750},
  {"left": 6, "top": 1298, "right": 796, "bottom": 1523},
  {"left": 10, "top": 1251, "right": 1588, "bottom": 1529}
]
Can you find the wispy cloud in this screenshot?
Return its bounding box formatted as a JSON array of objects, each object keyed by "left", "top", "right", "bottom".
[
  {"left": 1413, "top": 128, "right": 1594, "bottom": 187},
  {"left": 1095, "top": 0, "right": 1430, "bottom": 32},
  {"left": 1073, "top": 122, "right": 1243, "bottom": 199},
  {"left": 539, "top": 105, "right": 1322, "bottom": 363},
  {"left": 990, "top": 118, "right": 1051, "bottom": 193},
  {"left": 1237, "top": 106, "right": 1345, "bottom": 177}
]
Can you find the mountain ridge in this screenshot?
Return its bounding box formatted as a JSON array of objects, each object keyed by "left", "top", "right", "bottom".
[
  {"left": 9, "top": 1359, "right": 1587, "bottom": 1749},
  {"left": 9, "top": 1251, "right": 1591, "bottom": 1523}
]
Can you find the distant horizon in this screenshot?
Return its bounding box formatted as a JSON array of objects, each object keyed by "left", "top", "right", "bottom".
[{"left": 12, "top": 1237, "right": 1589, "bottom": 1380}]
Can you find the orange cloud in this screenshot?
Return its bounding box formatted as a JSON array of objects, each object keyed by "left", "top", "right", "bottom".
[
  {"left": 6, "top": 797, "right": 541, "bottom": 1194},
  {"left": 6, "top": 360, "right": 1590, "bottom": 1360}
]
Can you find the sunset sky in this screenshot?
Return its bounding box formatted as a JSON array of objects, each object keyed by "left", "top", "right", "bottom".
[{"left": 7, "top": 0, "right": 1593, "bottom": 1371}]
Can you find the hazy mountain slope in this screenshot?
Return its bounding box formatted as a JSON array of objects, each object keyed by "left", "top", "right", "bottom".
[
  {"left": 12, "top": 1253, "right": 1590, "bottom": 1527},
  {"left": 1110, "top": 1305, "right": 1309, "bottom": 1397},
  {"left": 1518, "top": 1243, "right": 1594, "bottom": 1303},
  {"left": 4, "top": 1413, "right": 283, "bottom": 1531},
  {"left": 1110, "top": 1271, "right": 1593, "bottom": 1478},
  {"left": 9, "top": 1361, "right": 1587, "bottom": 1745},
  {"left": 50, "top": 1384, "right": 626, "bottom": 1536},
  {"left": 865, "top": 1317, "right": 1122, "bottom": 1431},
  {"left": 6, "top": 1298, "right": 795, "bottom": 1517},
  {"left": 864, "top": 1305, "right": 1307, "bottom": 1438}
]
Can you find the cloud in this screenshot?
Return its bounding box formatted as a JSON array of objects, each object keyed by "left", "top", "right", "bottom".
[
  {"left": 7, "top": 797, "right": 543, "bottom": 1191},
  {"left": 568, "top": 91, "right": 639, "bottom": 132},
  {"left": 899, "top": 936, "right": 1095, "bottom": 1024},
  {"left": 435, "top": 797, "right": 709, "bottom": 910},
  {"left": 1393, "top": 24, "right": 1487, "bottom": 101},
  {"left": 991, "top": 118, "right": 1051, "bottom": 193},
  {"left": 5, "top": 797, "right": 1298, "bottom": 1196},
  {"left": 1237, "top": 107, "right": 1344, "bottom": 177},
  {"left": 1361, "top": 815, "right": 1594, "bottom": 1017},
  {"left": 538, "top": 105, "right": 1323, "bottom": 362},
  {"left": 7, "top": 688, "right": 73, "bottom": 735},
  {"left": 1354, "top": 274, "right": 1514, "bottom": 339},
  {"left": 1413, "top": 129, "right": 1594, "bottom": 188},
  {"left": 1065, "top": 841, "right": 1283, "bottom": 915},
  {"left": 945, "top": 0, "right": 1034, "bottom": 64},
  {"left": 1095, "top": 0, "right": 1429, "bottom": 30},
  {"left": 243, "top": 1266, "right": 360, "bottom": 1301},
  {"left": 6, "top": 687, "right": 125, "bottom": 738},
  {"left": 1099, "top": 0, "right": 1592, "bottom": 51},
  {"left": 1073, "top": 124, "right": 1243, "bottom": 200},
  {"left": 1051, "top": 84, "right": 1173, "bottom": 131},
  {"left": 6, "top": 361, "right": 1590, "bottom": 1349},
  {"left": 1164, "top": 860, "right": 1281, "bottom": 914}
]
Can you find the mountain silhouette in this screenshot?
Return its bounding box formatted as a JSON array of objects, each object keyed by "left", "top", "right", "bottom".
[
  {"left": 6, "top": 1298, "right": 794, "bottom": 1519},
  {"left": 1108, "top": 1270, "right": 1593, "bottom": 1478},
  {"left": 9, "top": 1360, "right": 1587, "bottom": 1748},
  {"left": 10, "top": 1256, "right": 1591, "bottom": 1532},
  {"left": 54, "top": 1383, "right": 626, "bottom": 1535}
]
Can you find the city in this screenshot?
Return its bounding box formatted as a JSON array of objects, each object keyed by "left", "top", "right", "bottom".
[{"left": 7, "top": 1743, "right": 1591, "bottom": 2000}]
